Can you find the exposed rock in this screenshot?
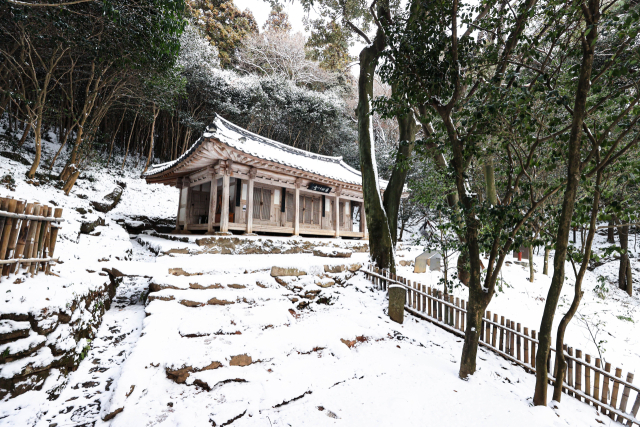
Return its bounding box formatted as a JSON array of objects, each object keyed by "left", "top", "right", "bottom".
[
  {"left": 255, "top": 280, "right": 269, "bottom": 288},
  {"left": 229, "top": 354, "right": 252, "bottom": 367},
  {"left": 168, "top": 268, "right": 202, "bottom": 277},
  {"left": 147, "top": 295, "right": 175, "bottom": 302},
  {"left": 166, "top": 366, "right": 193, "bottom": 383},
  {"left": 315, "top": 278, "right": 335, "bottom": 288},
  {"left": 0, "top": 320, "right": 30, "bottom": 343},
  {"left": 312, "top": 247, "right": 352, "bottom": 258},
  {"left": 270, "top": 266, "right": 306, "bottom": 277},
  {"left": 227, "top": 284, "right": 246, "bottom": 289},
  {"left": 324, "top": 265, "right": 345, "bottom": 273},
  {"left": 164, "top": 248, "right": 190, "bottom": 255},
  {"left": 102, "top": 407, "right": 124, "bottom": 421},
  {"left": 91, "top": 186, "right": 124, "bottom": 213},
  {"left": 115, "top": 215, "right": 174, "bottom": 234},
  {"left": 80, "top": 216, "right": 105, "bottom": 234},
  {"left": 148, "top": 282, "right": 181, "bottom": 293},
  {"left": 201, "top": 361, "right": 222, "bottom": 371},
  {"left": 207, "top": 298, "right": 234, "bottom": 306},
  {"left": 179, "top": 300, "right": 204, "bottom": 308},
  {"left": 348, "top": 263, "right": 363, "bottom": 272},
  {"left": 189, "top": 283, "right": 223, "bottom": 290}
]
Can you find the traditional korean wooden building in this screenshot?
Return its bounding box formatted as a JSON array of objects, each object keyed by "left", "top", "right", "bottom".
[{"left": 144, "top": 115, "right": 384, "bottom": 239}]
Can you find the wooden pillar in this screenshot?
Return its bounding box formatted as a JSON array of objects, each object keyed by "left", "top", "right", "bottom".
[
  {"left": 183, "top": 178, "right": 192, "bottom": 233},
  {"left": 362, "top": 201, "right": 368, "bottom": 239},
  {"left": 173, "top": 178, "right": 183, "bottom": 233},
  {"left": 246, "top": 168, "right": 257, "bottom": 234},
  {"left": 334, "top": 186, "right": 341, "bottom": 238},
  {"left": 207, "top": 171, "right": 218, "bottom": 235},
  {"left": 220, "top": 164, "right": 230, "bottom": 233},
  {"left": 293, "top": 179, "right": 301, "bottom": 236}
]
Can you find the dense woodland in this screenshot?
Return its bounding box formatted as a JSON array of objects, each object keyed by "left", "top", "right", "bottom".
[{"left": 1, "top": 0, "right": 640, "bottom": 410}]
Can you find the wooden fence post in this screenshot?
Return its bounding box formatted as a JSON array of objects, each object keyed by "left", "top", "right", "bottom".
[{"left": 617, "top": 372, "right": 633, "bottom": 423}]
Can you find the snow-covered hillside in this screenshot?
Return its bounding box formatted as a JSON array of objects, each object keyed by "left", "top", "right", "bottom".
[{"left": 0, "top": 136, "right": 635, "bottom": 427}]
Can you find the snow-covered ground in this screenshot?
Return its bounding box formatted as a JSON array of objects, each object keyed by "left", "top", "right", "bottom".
[
  {"left": 0, "top": 129, "right": 637, "bottom": 426},
  {"left": 395, "top": 236, "right": 640, "bottom": 372}
]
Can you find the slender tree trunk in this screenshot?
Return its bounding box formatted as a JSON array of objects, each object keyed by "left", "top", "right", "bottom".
[
  {"left": 543, "top": 247, "right": 550, "bottom": 275},
  {"left": 553, "top": 168, "right": 602, "bottom": 402},
  {"left": 484, "top": 157, "right": 497, "bottom": 205},
  {"left": 108, "top": 108, "right": 126, "bottom": 165},
  {"left": 122, "top": 111, "right": 138, "bottom": 169},
  {"left": 356, "top": 3, "right": 395, "bottom": 272},
  {"left": 533, "top": 3, "right": 598, "bottom": 405},
  {"left": 26, "top": 112, "right": 43, "bottom": 179},
  {"left": 142, "top": 105, "right": 159, "bottom": 175},
  {"left": 619, "top": 222, "right": 630, "bottom": 291},
  {"left": 383, "top": 106, "right": 417, "bottom": 245},
  {"left": 529, "top": 245, "right": 534, "bottom": 282},
  {"left": 17, "top": 121, "right": 31, "bottom": 147},
  {"left": 607, "top": 217, "right": 615, "bottom": 243}
]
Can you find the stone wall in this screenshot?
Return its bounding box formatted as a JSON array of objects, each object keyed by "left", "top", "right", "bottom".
[{"left": 0, "top": 276, "right": 119, "bottom": 400}]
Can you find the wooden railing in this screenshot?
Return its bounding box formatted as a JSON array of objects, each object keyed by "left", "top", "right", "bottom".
[
  {"left": 362, "top": 264, "right": 640, "bottom": 426},
  {"left": 0, "top": 197, "right": 63, "bottom": 280}
]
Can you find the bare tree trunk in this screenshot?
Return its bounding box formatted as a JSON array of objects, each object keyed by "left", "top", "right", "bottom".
[
  {"left": 619, "top": 221, "right": 630, "bottom": 291},
  {"left": 529, "top": 245, "right": 534, "bottom": 282},
  {"left": 607, "top": 216, "right": 615, "bottom": 243},
  {"left": 356, "top": 1, "right": 395, "bottom": 272},
  {"left": 543, "top": 247, "right": 550, "bottom": 275},
  {"left": 533, "top": 1, "right": 598, "bottom": 406},
  {"left": 122, "top": 111, "right": 138, "bottom": 169},
  {"left": 484, "top": 157, "right": 498, "bottom": 205},
  {"left": 142, "top": 104, "right": 159, "bottom": 175},
  {"left": 17, "top": 121, "right": 31, "bottom": 147},
  {"left": 553, "top": 167, "right": 602, "bottom": 402},
  {"left": 108, "top": 108, "right": 126, "bottom": 165}
]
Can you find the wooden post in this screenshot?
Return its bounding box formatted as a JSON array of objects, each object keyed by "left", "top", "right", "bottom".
[
  {"left": 207, "top": 172, "right": 218, "bottom": 234},
  {"left": 575, "top": 349, "right": 583, "bottom": 400},
  {"left": 220, "top": 169, "right": 230, "bottom": 233},
  {"left": 3, "top": 200, "right": 25, "bottom": 276},
  {"left": 618, "top": 373, "right": 634, "bottom": 422},
  {"left": 362, "top": 201, "right": 368, "bottom": 239},
  {"left": 12, "top": 203, "right": 33, "bottom": 274},
  {"left": 460, "top": 300, "right": 465, "bottom": 331},
  {"left": 0, "top": 198, "right": 9, "bottom": 245},
  {"left": 427, "top": 287, "right": 432, "bottom": 317},
  {"left": 630, "top": 391, "right": 640, "bottom": 424},
  {"left": 601, "top": 362, "right": 611, "bottom": 414},
  {"left": 524, "top": 327, "right": 529, "bottom": 365},
  {"left": 510, "top": 321, "right": 516, "bottom": 357},
  {"left": 455, "top": 298, "right": 460, "bottom": 330},
  {"left": 437, "top": 291, "right": 443, "bottom": 322},
  {"left": 183, "top": 180, "right": 193, "bottom": 233},
  {"left": 294, "top": 179, "right": 301, "bottom": 236},
  {"left": 492, "top": 314, "right": 498, "bottom": 348},
  {"left": 245, "top": 168, "right": 256, "bottom": 234},
  {"left": 567, "top": 347, "right": 574, "bottom": 396},
  {"left": 334, "top": 187, "right": 341, "bottom": 238},
  {"left": 37, "top": 205, "right": 52, "bottom": 271},
  {"left": 585, "top": 354, "right": 592, "bottom": 400},
  {"left": 500, "top": 316, "right": 505, "bottom": 352},
  {"left": 531, "top": 330, "right": 536, "bottom": 369},
  {"left": 485, "top": 311, "right": 492, "bottom": 343},
  {"left": 0, "top": 198, "right": 17, "bottom": 261},
  {"left": 24, "top": 205, "right": 41, "bottom": 274},
  {"left": 174, "top": 178, "right": 183, "bottom": 232},
  {"left": 610, "top": 367, "right": 622, "bottom": 420},
  {"left": 422, "top": 284, "right": 426, "bottom": 314},
  {"left": 594, "top": 358, "right": 602, "bottom": 404},
  {"left": 516, "top": 323, "right": 521, "bottom": 361}
]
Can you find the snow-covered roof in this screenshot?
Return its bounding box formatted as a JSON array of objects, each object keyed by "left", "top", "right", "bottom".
[{"left": 145, "top": 115, "right": 368, "bottom": 186}]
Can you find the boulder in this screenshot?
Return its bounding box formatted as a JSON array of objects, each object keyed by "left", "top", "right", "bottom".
[
  {"left": 229, "top": 354, "right": 252, "bottom": 367},
  {"left": 91, "top": 186, "right": 124, "bottom": 213},
  {"left": 80, "top": 216, "right": 105, "bottom": 234},
  {"left": 270, "top": 266, "right": 306, "bottom": 277},
  {"left": 312, "top": 247, "right": 352, "bottom": 258},
  {"left": 207, "top": 298, "right": 234, "bottom": 306}
]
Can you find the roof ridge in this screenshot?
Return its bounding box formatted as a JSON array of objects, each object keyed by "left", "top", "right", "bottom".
[{"left": 212, "top": 114, "right": 347, "bottom": 166}]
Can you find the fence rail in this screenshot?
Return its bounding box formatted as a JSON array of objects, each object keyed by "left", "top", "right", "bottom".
[
  {"left": 362, "top": 264, "right": 640, "bottom": 426},
  {"left": 0, "top": 197, "right": 63, "bottom": 280}
]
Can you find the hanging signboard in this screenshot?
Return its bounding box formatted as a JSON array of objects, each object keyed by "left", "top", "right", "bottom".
[{"left": 308, "top": 183, "right": 332, "bottom": 194}]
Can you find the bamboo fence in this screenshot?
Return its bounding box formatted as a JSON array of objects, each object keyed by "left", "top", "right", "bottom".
[
  {"left": 362, "top": 264, "right": 640, "bottom": 426},
  {"left": 0, "top": 196, "right": 63, "bottom": 280}
]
